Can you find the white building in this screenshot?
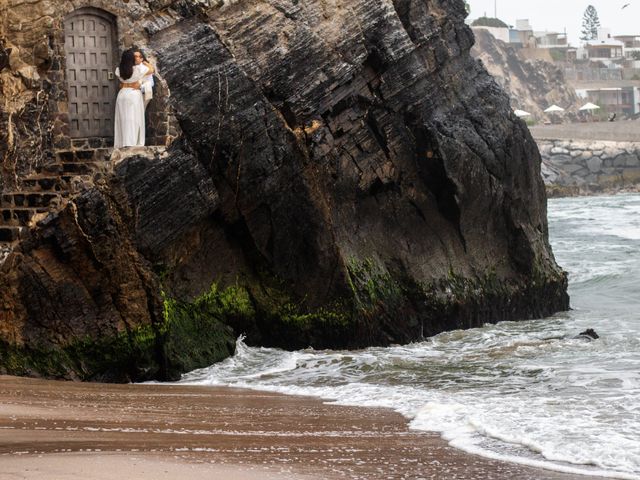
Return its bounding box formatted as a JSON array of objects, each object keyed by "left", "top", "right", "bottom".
[
  {"left": 575, "top": 81, "right": 640, "bottom": 115},
  {"left": 614, "top": 35, "right": 640, "bottom": 60},
  {"left": 584, "top": 28, "right": 625, "bottom": 66},
  {"left": 509, "top": 19, "right": 535, "bottom": 48},
  {"left": 535, "top": 31, "right": 568, "bottom": 49}
]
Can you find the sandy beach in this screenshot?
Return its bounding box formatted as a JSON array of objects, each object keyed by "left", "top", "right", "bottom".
[{"left": 0, "top": 375, "right": 604, "bottom": 480}]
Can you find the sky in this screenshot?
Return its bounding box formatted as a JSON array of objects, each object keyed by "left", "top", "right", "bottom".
[{"left": 466, "top": 0, "right": 640, "bottom": 46}]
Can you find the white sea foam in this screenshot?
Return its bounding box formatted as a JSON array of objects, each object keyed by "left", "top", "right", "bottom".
[
  {"left": 173, "top": 194, "right": 640, "bottom": 478},
  {"left": 179, "top": 331, "right": 640, "bottom": 478}
]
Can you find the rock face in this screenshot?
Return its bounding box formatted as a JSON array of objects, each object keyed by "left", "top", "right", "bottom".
[
  {"left": 0, "top": 0, "right": 568, "bottom": 381},
  {"left": 471, "top": 29, "right": 579, "bottom": 120}
]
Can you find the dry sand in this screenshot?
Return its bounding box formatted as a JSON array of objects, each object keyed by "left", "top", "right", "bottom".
[{"left": 0, "top": 375, "right": 603, "bottom": 479}]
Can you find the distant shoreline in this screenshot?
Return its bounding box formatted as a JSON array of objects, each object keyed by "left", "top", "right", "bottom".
[
  {"left": 529, "top": 121, "right": 640, "bottom": 143},
  {"left": 547, "top": 184, "right": 640, "bottom": 198},
  {"left": 0, "top": 375, "right": 606, "bottom": 480}
]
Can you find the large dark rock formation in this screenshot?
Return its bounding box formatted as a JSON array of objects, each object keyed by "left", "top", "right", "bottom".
[{"left": 0, "top": 0, "right": 568, "bottom": 381}]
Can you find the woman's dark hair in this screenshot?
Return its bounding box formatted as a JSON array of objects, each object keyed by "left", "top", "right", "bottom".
[
  {"left": 132, "top": 46, "right": 147, "bottom": 62},
  {"left": 118, "top": 49, "right": 135, "bottom": 80}
]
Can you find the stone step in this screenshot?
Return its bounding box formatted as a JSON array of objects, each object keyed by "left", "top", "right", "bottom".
[
  {"left": 39, "top": 162, "right": 106, "bottom": 175},
  {"left": 55, "top": 149, "right": 111, "bottom": 163},
  {"left": 0, "top": 192, "right": 61, "bottom": 209},
  {"left": 1, "top": 208, "right": 49, "bottom": 226},
  {"left": 21, "top": 175, "right": 68, "bottom": 193},
  {"left": 61, "top": 162, "right": 97, "bottom": 174},
  {"left": 0, "top": 226, "right": 27, "bottom": 243}
]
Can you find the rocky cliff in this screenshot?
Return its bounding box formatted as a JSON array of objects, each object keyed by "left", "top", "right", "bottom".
[
  {"left": 0, "top": 0, "right": 569, "bottom": 381},
  {"left": 471, "top": 29, "right": 579, "bottom": 120}
]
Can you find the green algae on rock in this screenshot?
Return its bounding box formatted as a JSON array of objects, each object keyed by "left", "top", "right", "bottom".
[{"left": 0, "top": 283, "right": 239, "bottom": 382}]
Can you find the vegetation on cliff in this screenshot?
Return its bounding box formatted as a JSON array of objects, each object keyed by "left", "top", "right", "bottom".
[
  {"left": 471, "top": 17, "right": 509, "bottom": 28},
  {"left": 0, "top": 284, "right": 241, "bottom": 382}
]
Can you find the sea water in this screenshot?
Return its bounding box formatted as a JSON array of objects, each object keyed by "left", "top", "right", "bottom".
[{"left": 179, "top": 193, "right": 640, "bottom": 479}]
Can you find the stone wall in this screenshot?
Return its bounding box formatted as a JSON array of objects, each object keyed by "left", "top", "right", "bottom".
[{"left": 538, "top": 139, "right": 640, "bottom": 196}]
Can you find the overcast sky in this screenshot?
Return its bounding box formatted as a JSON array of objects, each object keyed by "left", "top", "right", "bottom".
[{"left": 467, "top": 0, "right": 640, "bottom": 46}]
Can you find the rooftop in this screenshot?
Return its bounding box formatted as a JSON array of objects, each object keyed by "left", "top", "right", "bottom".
[{"left": 586, "top": 39, "right": 625, "bottom": 47}]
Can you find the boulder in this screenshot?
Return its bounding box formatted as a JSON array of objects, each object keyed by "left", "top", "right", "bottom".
[
  {"left": 551, "top": 154, "right": 573, "bottom": 164},
  {"left": 614, "top": 154, "right": 637, "bottom": 167},
  {"left": 574, "top": 328, "right": 599, "bottom": 340},
  {"left": 586, "top": 156, "right": 603, "bottom": 173},
  {"left": 562, "top": 163, "right": 585, "bottom": 175}
]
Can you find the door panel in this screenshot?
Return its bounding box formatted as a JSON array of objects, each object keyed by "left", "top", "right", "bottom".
[{"left": 64, "top": 9, "right": 117, "bottom": 138}]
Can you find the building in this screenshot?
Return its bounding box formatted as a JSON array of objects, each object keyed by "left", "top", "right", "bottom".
[
  {"left": 509, "top": 19, "right": 535, "bottom": 48},
  {"left": 535, "top": 31, "right": 568, "bottom": 49},
  {"left": 574, "top": 81, "right": 640, "bottom": 115},
  {"left": 585, "top": 40, "right": 624, "bottom": 63},
  {"left": 614, "top": 35, "right": 640, "bottom": 60},
  {"left": 584, "top": 29, "right": 625, "bottom": 66},
  {"left": 476, "top": 18, "right": 570, "bottom": 51}
]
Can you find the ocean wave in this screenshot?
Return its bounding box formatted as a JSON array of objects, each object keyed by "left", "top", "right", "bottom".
[
  {"left": 173, "top": 193, "right": 640, "bottom": 479},
  {"left": 178, "top": 332, "right": 640, "bottom": 478}
]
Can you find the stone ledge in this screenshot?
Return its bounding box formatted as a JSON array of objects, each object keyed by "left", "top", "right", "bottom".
[{"left": 109, "top": 146, "right": 169, "bottom": 166}]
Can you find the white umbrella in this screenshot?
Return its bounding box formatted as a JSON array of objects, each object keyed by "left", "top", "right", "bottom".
[
  {"left": 544, "top": 104, "right": 565, "bottom": 113},
  {"left": 579, "top": 102, "right": 601, "bottom": 111},
  {"left": 514, "top": 109, "right": 531, "bottom": 118}
]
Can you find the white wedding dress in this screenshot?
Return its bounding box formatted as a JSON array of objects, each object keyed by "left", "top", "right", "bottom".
[{"left": 113, "top": 64, "right": 149, "bottom": 148}]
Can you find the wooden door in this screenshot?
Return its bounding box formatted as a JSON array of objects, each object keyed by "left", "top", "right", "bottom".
[{"left": 64, "top": 8, "right": 117, "bottom": 138}]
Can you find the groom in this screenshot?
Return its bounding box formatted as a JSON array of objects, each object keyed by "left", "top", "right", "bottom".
[{"left": 133, "top": 49, "right": 154, "bottom": 108}]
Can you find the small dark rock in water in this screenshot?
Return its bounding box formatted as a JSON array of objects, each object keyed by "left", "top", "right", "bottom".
[{"left": 575, "top": 329, "right": 599, "bottom": 340}]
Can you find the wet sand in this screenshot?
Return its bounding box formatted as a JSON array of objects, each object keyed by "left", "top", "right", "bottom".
[{"left": 0, "top": 375, "right": 603, "bottom": 479}]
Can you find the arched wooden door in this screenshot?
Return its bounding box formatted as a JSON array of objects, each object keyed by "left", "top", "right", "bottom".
[{"left": 64, "top": 8, "right": 117, "bottom": 138}]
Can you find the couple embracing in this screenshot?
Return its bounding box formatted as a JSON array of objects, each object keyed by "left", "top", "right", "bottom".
[{"left": 113, "top": 48, "right": 155, "bottom": 149}]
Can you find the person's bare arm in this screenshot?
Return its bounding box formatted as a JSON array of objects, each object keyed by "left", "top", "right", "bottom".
[{"left": 142, "top": 61, "right": 155, "bottom": 75}]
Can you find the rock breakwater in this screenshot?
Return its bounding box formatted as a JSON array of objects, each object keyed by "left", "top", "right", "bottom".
[{"left": 539, "top": 139, "right": 640, "bottom": 196}]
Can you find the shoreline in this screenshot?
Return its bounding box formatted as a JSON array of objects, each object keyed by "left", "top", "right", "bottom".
[
  {"left": 546, "top": 185, "right": 640, "bottom": 198},
  {"left": 0, "top": 375, "right": 606, "bottom": 480}
]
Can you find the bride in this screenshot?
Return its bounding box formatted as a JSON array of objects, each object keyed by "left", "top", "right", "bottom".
[{"left": 113, "top": 49, "right": 155, "bottom": 148}]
